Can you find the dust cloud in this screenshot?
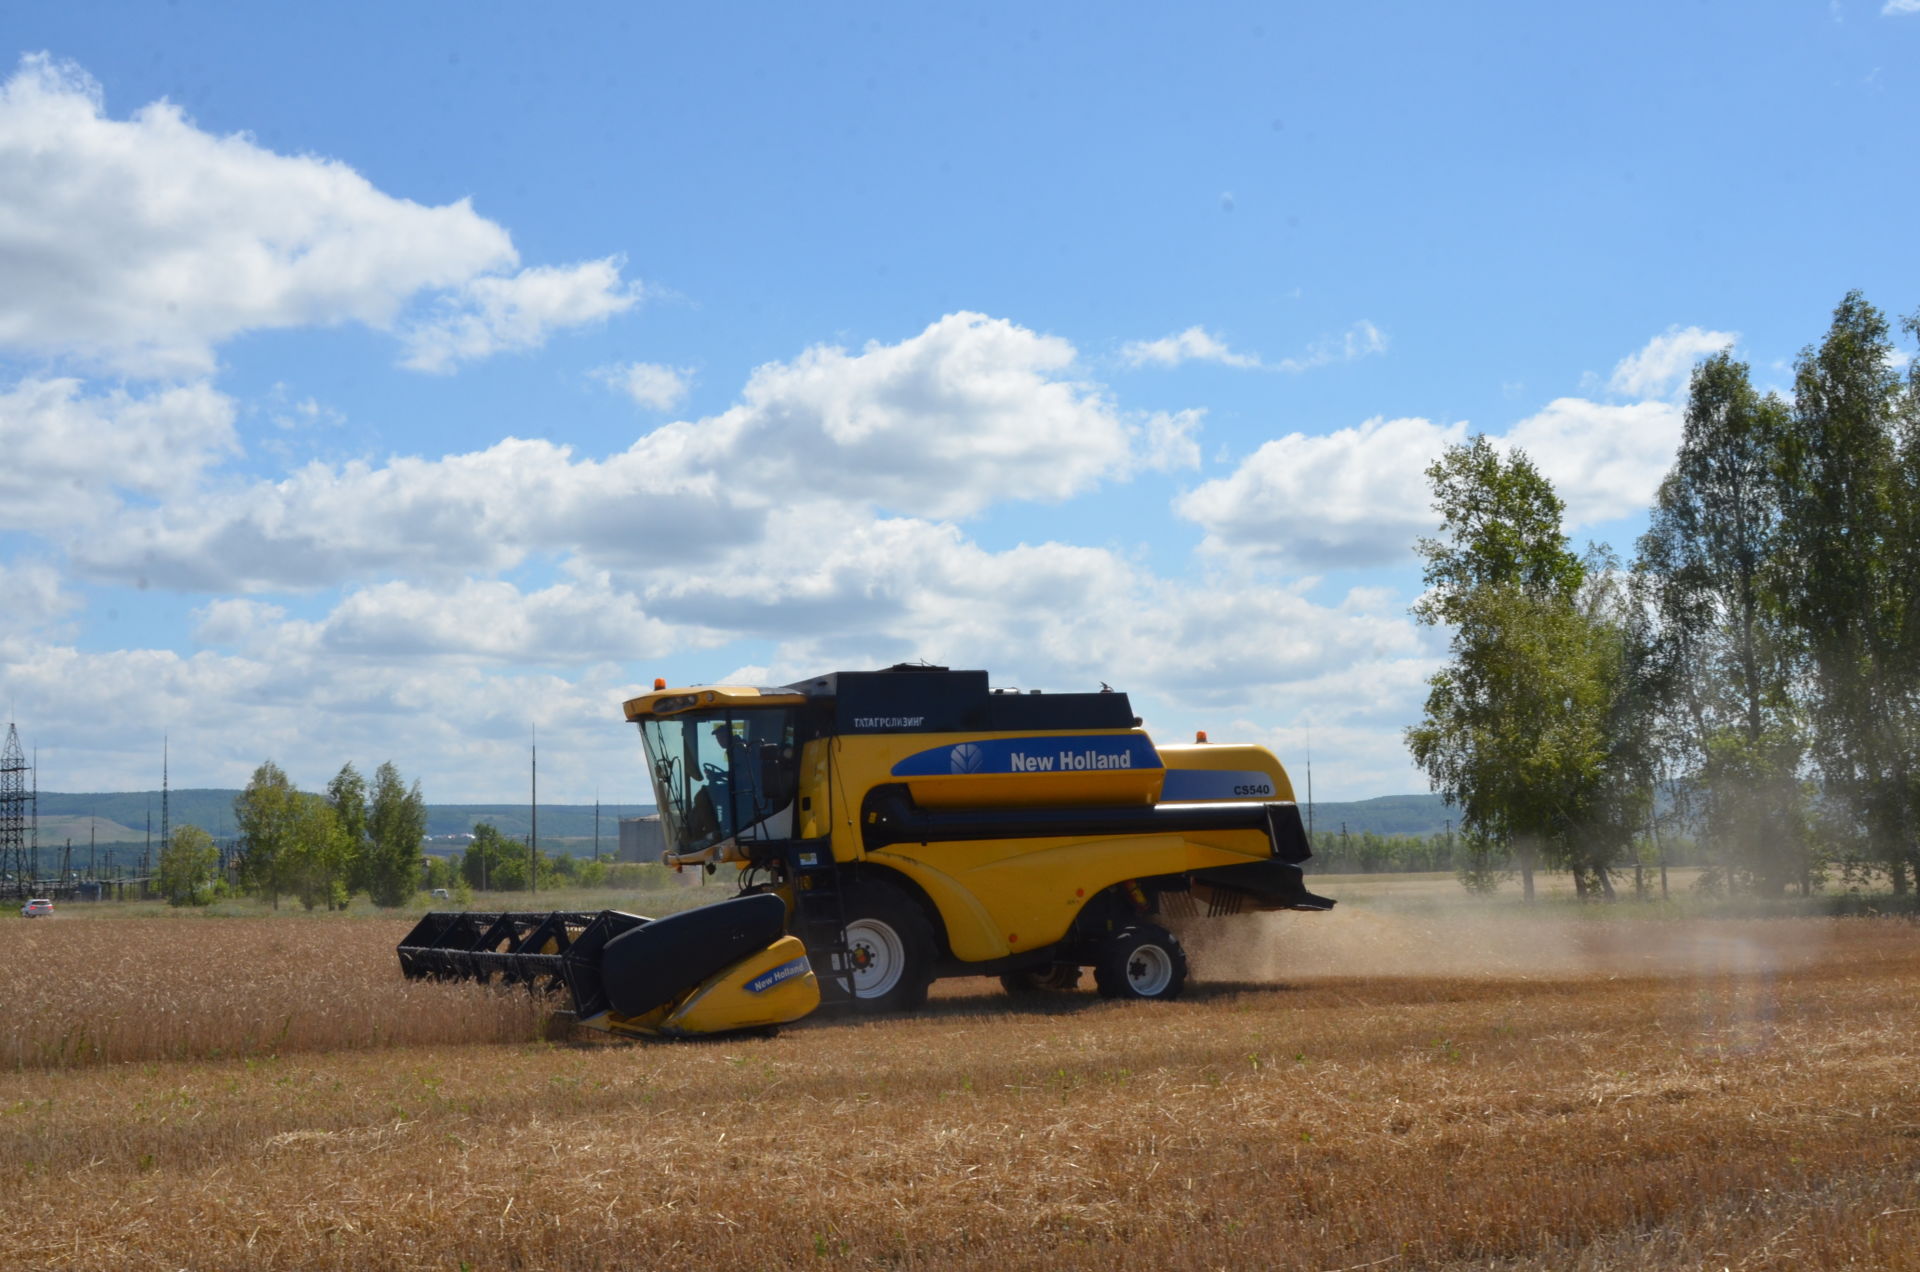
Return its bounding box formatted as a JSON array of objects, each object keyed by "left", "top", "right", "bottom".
[{"left": 1172, "top": 900, "right": 1836, "bottom": 986}]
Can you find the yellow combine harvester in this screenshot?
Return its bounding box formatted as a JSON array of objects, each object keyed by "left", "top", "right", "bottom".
[{"left": 398, "top": 665, "right": 1332, "bottom": 1037}]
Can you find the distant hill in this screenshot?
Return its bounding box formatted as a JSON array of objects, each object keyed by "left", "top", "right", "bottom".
[
  {"left": 33, "top": 791, "right": 655, "bottom": 848},
  {"left": 1300, "top": 793, "right": 1452, "bottom": 838}
]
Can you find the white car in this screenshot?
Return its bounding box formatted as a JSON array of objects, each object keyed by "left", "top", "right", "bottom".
[{"left": 21, "top": 898, "right": 53, "bottom": 918}]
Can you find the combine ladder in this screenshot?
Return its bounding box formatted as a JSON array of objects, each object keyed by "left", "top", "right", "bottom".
[{"left": 785, "top": 843, "right": 857, "bottom": 1004}]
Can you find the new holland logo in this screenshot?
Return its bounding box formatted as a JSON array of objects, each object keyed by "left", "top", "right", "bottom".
[
  {"left": 949, "top": 742, "right": 984, "bottom": 774},
  {"left": 745, "top": 956, "right": 811, "bottom": 994}
]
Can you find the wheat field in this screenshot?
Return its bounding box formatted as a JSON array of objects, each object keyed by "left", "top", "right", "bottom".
[{"left": 3, "top": 902, "right": 1919, "bottom": 1270}]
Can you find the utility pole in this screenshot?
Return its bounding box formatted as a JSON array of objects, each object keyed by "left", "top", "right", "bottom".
[
  {"left": 529, "top": 730, "right": 538, "bottom": 897},
  {"left": 1304, "top": 725, "right": 1314, "bottom": 843},
  {"left": 161, "top": 735, "right": 169, "bottom": 865},
  {"left": 594, "top": 791, "right": 601, "bottom": 863}
]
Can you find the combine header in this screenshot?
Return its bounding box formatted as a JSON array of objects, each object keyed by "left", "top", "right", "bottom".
[{"left": 399, "top": 665, "right": 1332, "bottom": 1037}]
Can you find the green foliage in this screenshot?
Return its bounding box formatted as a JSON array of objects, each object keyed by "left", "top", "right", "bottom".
[
  {"left": 282, "top": 792, "right": 350, "bottom": 912},
  {"left": 1634, "top": 350, "right": 1813, "bottom": 894},
  {"left": 1771, "top": 292, "right": 1918, "bottom": 893},
  {"left": 235, "top": 758, "right": 426, "bottom": 909},
  {"left": 1408, "top": 437, "right": 1639, "bottom": 898},
  {"left": 157, "top": 824, "right": 219, "bottom": 906},
  {"left": 1408, "top": 292, "right": 1920, "bottom": 902},
  {"left": 461, "top": 823, "right": 520, "bottom": 891},
  {"left": 366, "top": 762, "right": 428, "bottom": 907},
  {"left": 1412, "top": 435, "right": 1583, "bottom": 626},
  {"left": 327, "top": 763, "right": 370, "bottom": 898},
  {"left": 457, "top": 822, "right": 583, "bottom": 893},
  {"left": 233, "top": 762, "right": 296, "bottom": 908},
  {"left": 421, "top": 855, "right": 456, "bottom": 891}
]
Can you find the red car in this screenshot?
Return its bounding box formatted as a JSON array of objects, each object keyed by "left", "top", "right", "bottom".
[{"left": 21, "top": 898, "right": 52, "bottom": 918}]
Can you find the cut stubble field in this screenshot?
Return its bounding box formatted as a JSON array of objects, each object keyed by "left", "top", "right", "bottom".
[{"left": 5, "top": 893, "right": 1920, "bottom": 1270}]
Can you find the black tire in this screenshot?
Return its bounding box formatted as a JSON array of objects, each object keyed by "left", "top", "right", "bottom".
[
  {"left": 1094, "top": 924, "right": 1188, "bottom": 1001},
  {"left": 836, "top": 879, "right": 936, "bottom": 1013},
  {"left": 999, "top": 962, "right": 1084, "bottom": 995}
]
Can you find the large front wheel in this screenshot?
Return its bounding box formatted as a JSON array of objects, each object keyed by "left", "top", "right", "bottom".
[{"left": 837, "top": 880, "right": 936, "bottom": 1012}]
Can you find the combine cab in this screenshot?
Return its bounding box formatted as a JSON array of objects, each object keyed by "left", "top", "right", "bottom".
[{"left": 398, "top": 665, "right": 1332, "bottom": 1036}]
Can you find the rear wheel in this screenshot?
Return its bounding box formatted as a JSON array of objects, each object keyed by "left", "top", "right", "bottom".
[
  {"left": 999, "top": 962, "right": 1084, "bottom": 995},
  {"left": 837, "top": 880, "right": 936, "bottom": 1012},
  {"left": 1095, "top": 924, "right": 1188, "bottom": 1001}
]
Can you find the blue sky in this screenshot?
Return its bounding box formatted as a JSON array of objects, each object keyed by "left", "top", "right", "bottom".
[{"left": 0, "top": 2, "right": 1915, "bottom": 802}]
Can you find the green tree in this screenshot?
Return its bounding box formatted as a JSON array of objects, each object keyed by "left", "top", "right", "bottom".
[
  {"left": 282, "top": 792, "right": 351, "bottom": 911},
  {"left": 366, "top": 761, "right": 428, "bottom": 907},
  {"left": 1638, "top": 350, "right": 1807, "bottom": 894},
  {"left": 461, "top": 823, "right": 516, "bottom": 892},
  {"left": 327, "top": 763, "right": 370, "bottom": 899},
  {"left": 422, "top": 854, "right": 455, "bottom": 891},
  {"left": 157, "top": 824, "right": 219, "bottom": 906},
  {"left": 1771, "top": 293, "right": 1916, "bottom": 891},
  {"left": 1566, "top": 561, "right": 1662, "bottom": 900},
  {"left": 455, "top": 822, "right": 570, "bottom": 893},
  {"left": 234, "top": 761, "right": 297, "bottom": 908},
  {"left": 1406, "top": 436, "right": 1623, "bottom": 901}
]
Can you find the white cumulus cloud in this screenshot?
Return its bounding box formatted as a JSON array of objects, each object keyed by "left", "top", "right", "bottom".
[
  {"left": 1607, "top": 325, "right": 1737, "bottom": 398},
  {"left": 1122, "top": 326, "right": 1263, "bottom": 369},
  {"left": 0, "top": 559, "right": 81, "bottom": 640},
  {"left": 597, "top": 361, "right": 694, "bottom": 410},
  {"left": 0, "top": 377, "right": 238, "bottom": 527},
  {"left": 401, "top": 258, "right": 642, "bottom": 373},
  {"left": 1507, "top": 396, "right": 1684, "bottom": 526},
  {"left": 1180, "top": 324, "right": 1729, "bottom": 569},
  {"left": 1274, "top": 320, "right": 1389, "bottom": 374},
  {"left": 0, "top": 54, "right": 637, "bottom": 377},
  {"left": 1121, "top": 320, "right": 1388, "bottom": 375},
  {"left": 68, "top": 313, "right": 1192, "bottom": 592},
  {"left": 1176, "top": 416, "right": 1469, "bottom": 568}
]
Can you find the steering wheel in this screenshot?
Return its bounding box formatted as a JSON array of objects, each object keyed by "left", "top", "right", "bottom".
[{"left": 702, "top": 762, "right": 729, "bottom": 785}]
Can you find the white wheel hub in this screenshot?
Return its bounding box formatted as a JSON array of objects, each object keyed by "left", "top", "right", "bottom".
[
  {"left": 844, "top": 917, "right": 906, "bottom": 998},
  {"left": 1126, "top": 944, "right": 1174, "bottom": 997}
]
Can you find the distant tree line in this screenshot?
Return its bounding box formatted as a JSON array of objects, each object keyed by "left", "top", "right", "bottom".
[
  {"left": 154, "top": 760, "right": 432, "bottom": 909},
  {"left": 1409, "top": 291, "right": 1919, "bottom": 901},
  {"left": 1304, "top": 824, "right": 1716, "bottom": 886},
  {"left": 158, "top": 759, "right": 675, "bottom": 907},
  {"left": 427, "top": 826, "right": 667, "bottom": 896}
]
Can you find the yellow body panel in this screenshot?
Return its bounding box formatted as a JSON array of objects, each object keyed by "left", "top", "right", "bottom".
[
  {"left": 661, "top": 935, "right": 819, "bottom": 1036},
  {"left": 1157, "top": 744, "right": 1297, "bottom": 802},
  {"left": 586, "top": 935, "right": 818, "bottom": 1038},
  {"left": 862, "top": 851, "right": 1010, "bottom": 961},
  {"left": 871, "top": 829, "right": 1276, "bottom": 961}
]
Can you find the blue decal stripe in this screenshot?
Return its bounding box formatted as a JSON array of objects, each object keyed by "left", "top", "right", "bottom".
[
  {"left": 745, "top": 956, "right": 811, "bottom": 994},
  {"left": 1160, "top": 770, "right": 1279, "bottom": 801},
  {"left": 891, "top": 734, "right": 1163, "bottom": 778}
]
